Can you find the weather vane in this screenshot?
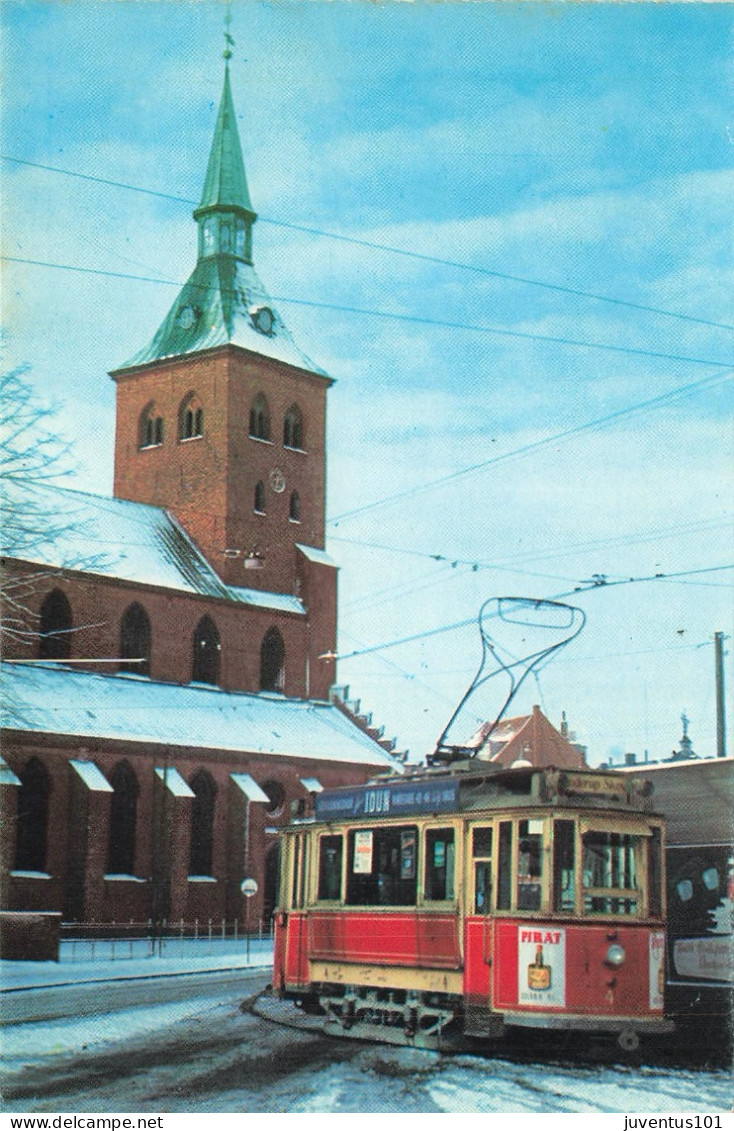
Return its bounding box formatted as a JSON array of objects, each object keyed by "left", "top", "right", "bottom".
[{"left": 223, "top": 4, "right": 234, "bottom": 62}]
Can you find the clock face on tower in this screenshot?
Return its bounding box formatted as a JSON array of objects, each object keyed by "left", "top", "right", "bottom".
[
  {"left": 269, "top": 468, "right": 286, "bottom": 493},
  {"left": 176, "top": 304, "right": 197, "bottom": 330},
  {"left": 251, "top": 305, "right": 274, "bottom": 335}
]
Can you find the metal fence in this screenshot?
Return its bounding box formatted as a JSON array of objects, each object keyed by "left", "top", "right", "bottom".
[{"left": 59, "top": 918, "right": 275, "bottom": 963}]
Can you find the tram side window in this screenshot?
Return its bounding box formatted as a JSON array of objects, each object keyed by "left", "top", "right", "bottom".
[
  {"left": 497, "top": 821, "right": 513, "bottom": 910},
  {"left": 553, "top": 820, "right": 576, "bottom": 913},
  {"left": 517, "top": 819, "right": 543, "bottom": 911},
  {"left": 472, "top": 826, "right": 493, "bottom": 914},
  {"left": 582, "top": 830, "right": 638, "bottom": 915},
  {"left": 346, "top": 825, "right": 418, "bottom": 906},
  {"left": 425, "top": 827, "right": 455, "bottom": 901},
  {"left": 317, "top": 835, "right": 343, "bottom": 901}
]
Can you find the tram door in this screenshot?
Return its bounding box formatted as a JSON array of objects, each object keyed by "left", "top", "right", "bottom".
[{"left": 467, "top": 824, "right": 494, "bottom": 1007}]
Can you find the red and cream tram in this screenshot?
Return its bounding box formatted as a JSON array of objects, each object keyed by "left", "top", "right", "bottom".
[{"left": 273, "top": 764, "right": 673, "bottom": 1052}]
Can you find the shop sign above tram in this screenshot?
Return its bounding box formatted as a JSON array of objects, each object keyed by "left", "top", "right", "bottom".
[{"left": 315, "top": 778, "right": 460, "bottom": 821}]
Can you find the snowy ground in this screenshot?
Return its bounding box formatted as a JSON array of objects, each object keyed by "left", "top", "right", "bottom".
[{"left": 2, "top": 942, "right": 731, "bottom": 1114}]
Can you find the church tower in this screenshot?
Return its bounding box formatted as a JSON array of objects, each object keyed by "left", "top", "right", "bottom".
[{"left": 111, "top": 63, "right": 334, "bottom": 604}]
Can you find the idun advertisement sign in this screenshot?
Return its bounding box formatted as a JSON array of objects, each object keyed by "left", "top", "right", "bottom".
[{"left": 517, "top": 926, "right": 567, "bottom": 1008}]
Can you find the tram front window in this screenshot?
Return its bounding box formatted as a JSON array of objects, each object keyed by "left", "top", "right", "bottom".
[
  {"left": 553, "top": 819, "right": 576, "bottom": 913},
  {"left": 346, "top": 825, "right": 418, "bottom": 906},
  {"left": 517, "top": 819, "right": 543, "bottom": 911},
  {"left": 582, "top": 830, "right": 639, "bottom": 915}
]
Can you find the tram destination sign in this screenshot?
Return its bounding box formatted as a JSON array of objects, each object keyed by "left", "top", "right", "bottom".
[{"left": 315, "top": 778, "right": 460, "bottom": 821}]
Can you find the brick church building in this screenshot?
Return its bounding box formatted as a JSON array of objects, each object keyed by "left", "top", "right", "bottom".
[{"left": 0, "top": 63, "right": 402, "bottom": 933}]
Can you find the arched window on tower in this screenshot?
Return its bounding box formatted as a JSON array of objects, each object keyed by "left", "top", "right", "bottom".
[
  {"left": 260, "top": 627, "right": 285, "bottom": 693},
  {"left": 289, "top": 490, "right": 301, "bottom": 522},
  {"left": 107, "top": 761, "right": 139, "bottom": 875},
  {"left": 15, "top": 757, "right": 51, "bottom": 873},
  {"left": 283, "top": 404, "right": 304, "bottom": 450},
  {"left": 119, "top": 602, "right": 152, "bottom": 676},
  {"left": 254, "top": 480, "right": 266, "bottom": 513},
  {"left": 192, "top": 615, "right": 221, "bottom": 685},
  {"left": 179, "top": 392, "right": 204, "bottom": 441},
  {"left": 249, "top": 394, "right": 270, "bottom": 441},
  {"left": 189, "top": 769, "right": 217, "bottom": 876},
  {"left": 38, "top": 589, "right": 73, "bottom": 660},
  {"left": 140, "top": 402, "right": 164, "bottom": 448}
]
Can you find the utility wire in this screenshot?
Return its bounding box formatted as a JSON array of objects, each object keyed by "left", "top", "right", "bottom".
[
  {"left": 4, "top": 254, "right": 732, "bottom": 374},
  {"left": 3, "top": 153, "right": 732, "bottom": 333},
  {"left": 333, "top": 564, "right": 734, "bottom": 662},
  {"left": 328, "top": 367, "right": 733, "bottom": 524}
]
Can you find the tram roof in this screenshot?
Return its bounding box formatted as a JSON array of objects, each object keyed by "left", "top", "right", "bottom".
[{"left": 310, "top": 763, "right": 658, "bottom": 824}]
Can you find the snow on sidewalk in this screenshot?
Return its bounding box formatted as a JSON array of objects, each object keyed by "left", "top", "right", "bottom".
[{"left": 1, "top": 937, "right": 274, "bottom": 992}]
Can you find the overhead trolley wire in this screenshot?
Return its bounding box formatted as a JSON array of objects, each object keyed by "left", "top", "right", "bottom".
[
  {"left": 3, "top": 153, "right": 733, "bottom": 333},
  {"left": 3, "top": 255, "right": 733, "bottom": 375},
  {"left": 328, "top": 367, "right": 734, "bottom": 524},
  {"left": 331, "top": 564, "right": 734, "bottom": 663}
]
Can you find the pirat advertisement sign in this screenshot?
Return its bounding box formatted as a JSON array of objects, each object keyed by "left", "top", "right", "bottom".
[{"left": 517, "top": 926, "right": 567, "bottom": 1008}]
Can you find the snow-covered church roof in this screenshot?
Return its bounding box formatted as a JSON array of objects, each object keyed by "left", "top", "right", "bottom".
[
  {"left": 1, "top": 478, "right": 308, "bottom": 615},
  {"left": 2, "top": 662, "right": 399, "bottom": 770}
]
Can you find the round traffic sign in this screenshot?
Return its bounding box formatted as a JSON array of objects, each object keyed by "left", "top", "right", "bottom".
[{"left": 241, "top": 877, "right": 258, "bottom": 897}]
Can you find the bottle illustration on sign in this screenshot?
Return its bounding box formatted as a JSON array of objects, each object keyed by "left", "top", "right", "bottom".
[{"left": 527, "top": 944, "right": 552, "bottom": 991}]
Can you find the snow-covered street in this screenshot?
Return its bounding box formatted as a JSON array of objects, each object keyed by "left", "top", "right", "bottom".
[{"left": 2, "top": 952, "right": 730, "bottom": 1114}]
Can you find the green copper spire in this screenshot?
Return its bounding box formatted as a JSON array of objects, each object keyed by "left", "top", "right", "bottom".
[
  {"left": 113, "top": 62, "right": 329, "bottom": 380},
  {"left": 194, "top": 65, "right": 257, "bottom": 263}
]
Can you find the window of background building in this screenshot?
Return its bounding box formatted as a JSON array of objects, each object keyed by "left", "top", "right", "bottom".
[
  {"left": 107, "top": 761, "right": 139, "bottom": 874},
  {"left": 38, "top": 589, "right": 73, "bottom": 661},
  {"left": 14, "top": 757, "right": 51, "bottom": 873},
  {"left": 179, "top": 393, "right": 203, "bottom": 440},
  {"left": 119, "top": 602, "right": 151, "bottom": 676},
  {"left": 192, "top": 615, "right": 221, "bottom": 685},
  {"left": 140, "top": 402, "right": 164, "bottom": 448},
  {"left": 283, "top": 404, "right": 304, "bottom": 449},
  {"left": 260, "top": 627, "right": 285, "bottom": 692},
  {"left": 249, "top": 394, "right": 270, "bottom": 441},
  {"left": 189, "top": 769, "right": 217, "bottom": 876}
]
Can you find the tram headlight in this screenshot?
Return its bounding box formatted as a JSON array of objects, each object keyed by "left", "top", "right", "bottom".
[{"left": 605, "top": 943, "right": 626, "bottom": 967}]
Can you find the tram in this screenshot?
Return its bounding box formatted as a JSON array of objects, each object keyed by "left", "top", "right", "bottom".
[{"left": 273, "top": 762, "right": 674, "bottom": 1052}]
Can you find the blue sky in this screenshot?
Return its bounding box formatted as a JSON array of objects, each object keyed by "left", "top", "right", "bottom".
[{"left": 2, "top": 0, "right": 732, "bottom": 764}]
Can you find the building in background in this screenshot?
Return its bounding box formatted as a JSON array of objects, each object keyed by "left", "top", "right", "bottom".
[{"left": 0, "top": 60, "right": 402, "bottom": 932}]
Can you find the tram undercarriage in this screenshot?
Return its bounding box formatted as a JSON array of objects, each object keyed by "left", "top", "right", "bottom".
[{"left": 280, "top": 983, "right": 669, "bottom": 1054}]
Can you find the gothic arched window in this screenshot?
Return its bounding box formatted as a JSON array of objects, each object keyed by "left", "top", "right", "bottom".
[
  {"left": 289, "top": 491, "right": 301, "bottom": 522},
  {"left": 119, "top": 602, "right": 151, "bottom": 676},
  {"left": 254, "top": 480, "right": 266, "bottom": 514},
  {"left": 260, "top": 627, "right": 285, "bottom": 693},
  {"left": 179, "top": 392, "right": 204, "bottom": 441},
  {"left": 249, "top": 394, "right": 270, "bottom": 441},
  {"left": 283, "top": 404, "right": 304, "bottom": 450},
  {"left": 107, "top": 761, "right": 139, "bottom": 875},
  {"left": 15, "top": 757, "right": 51, "bottom": 873},
  {"left": 189, "top": 769, "right": 217, "bottom": 876},
  {"left": 38, "top": 589, "right": 73, "bottom": 660},
  {"left": 140, "top": 402, "right": 164, "bottom": 448},
  {"left": 192, "top": 615, "right": 221, "bottom": 685}
]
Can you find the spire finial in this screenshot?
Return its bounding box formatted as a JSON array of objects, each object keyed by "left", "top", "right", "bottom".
[{"left": 223, "top": 3, "right": 234, "bottom": 62}]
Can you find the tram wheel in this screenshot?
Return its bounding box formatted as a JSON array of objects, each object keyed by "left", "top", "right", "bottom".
[{"left": 617, "top": 1028, "right": 640, "bottom": 1053}]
